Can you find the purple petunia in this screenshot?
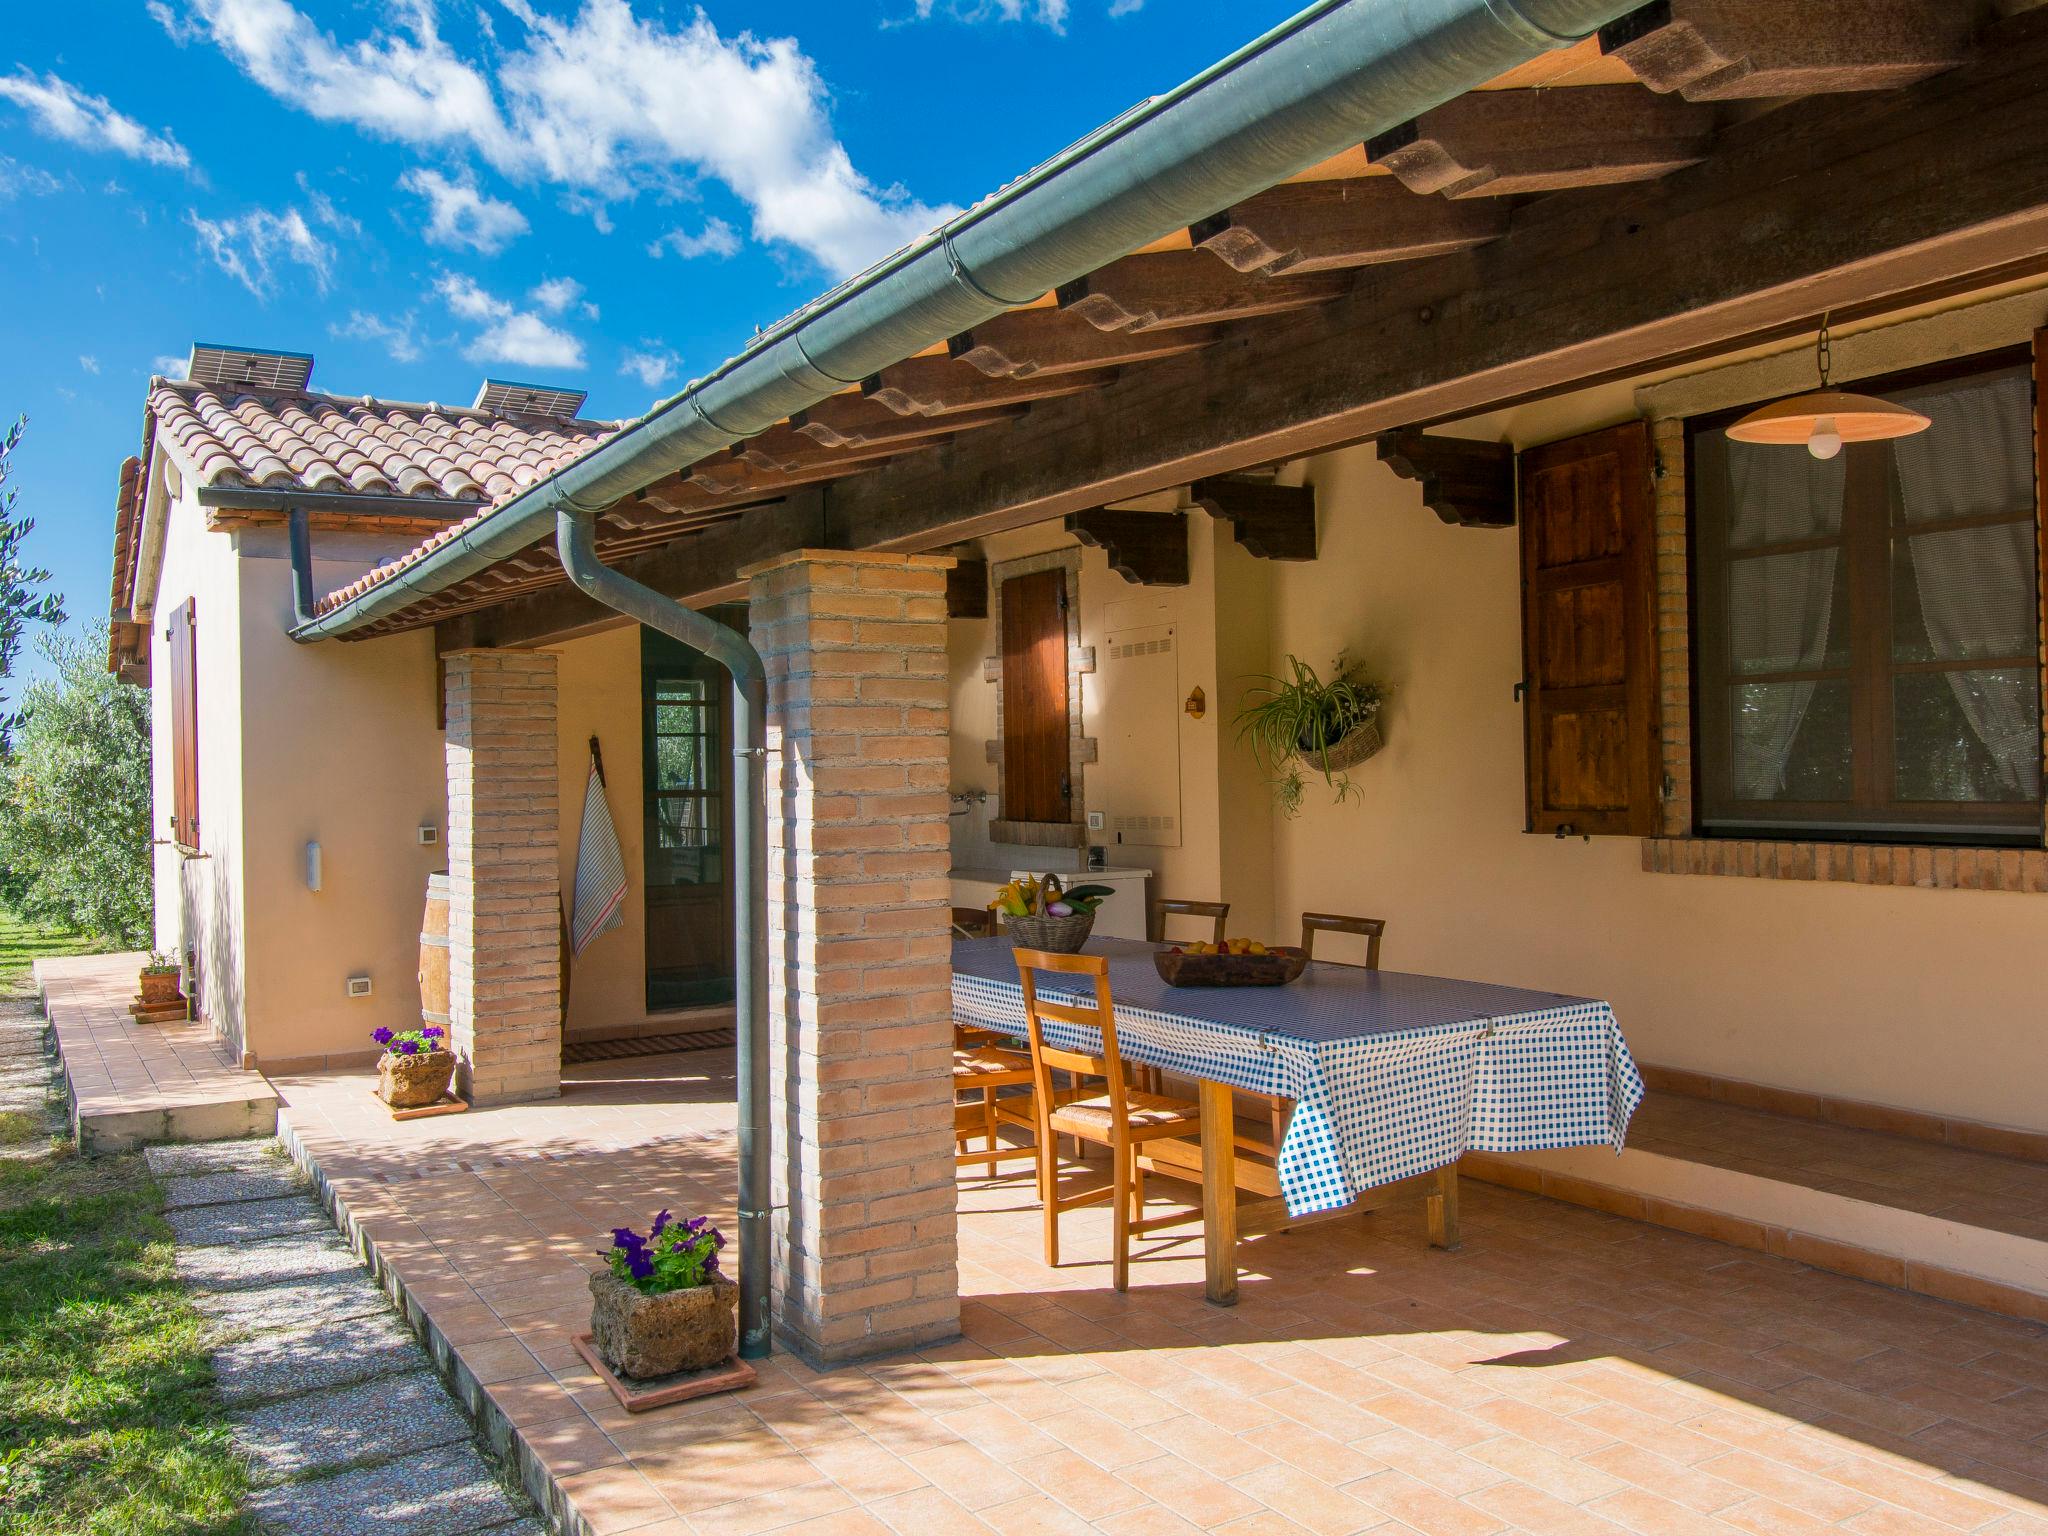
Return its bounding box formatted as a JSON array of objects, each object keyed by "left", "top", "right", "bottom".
[
  {"left": 395, "top": 1038, "right": 419, "bottom": 1055},
  {"left": 372, "top": 1027, "right": 394, "bottom": 1045},
  {"left": 422, "top": 1026, "right": 445, "bottom": 1039},
  {"left": 651, "top": 1208, "right": 672, "bottom": 1236}
]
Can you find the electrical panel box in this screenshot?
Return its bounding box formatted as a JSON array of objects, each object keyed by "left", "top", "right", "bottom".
[{"left": 1091, "top": 619, "right": 1183, "bottom": 848}]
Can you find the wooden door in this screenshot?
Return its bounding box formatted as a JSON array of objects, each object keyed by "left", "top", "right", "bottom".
[
  {"left": 1000, "top": 567, "right": 1071, "bottom": 825},
  {"left": 1518, "top": 421, "right": 1660, "bottom": 836}
]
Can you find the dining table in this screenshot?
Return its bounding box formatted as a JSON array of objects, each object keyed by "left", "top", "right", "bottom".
[{"left": 951, "top": 934, "right": 1645, "bottom": 1304}]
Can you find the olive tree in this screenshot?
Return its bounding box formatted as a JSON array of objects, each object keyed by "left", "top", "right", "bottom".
[{"left": 0, "top": 625, "right": 152, "bottom": 945}]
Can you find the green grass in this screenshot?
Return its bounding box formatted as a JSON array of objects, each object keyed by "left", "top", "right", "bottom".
[{"left": 0, "top": 913, "right": 250, "bottom": 1536}]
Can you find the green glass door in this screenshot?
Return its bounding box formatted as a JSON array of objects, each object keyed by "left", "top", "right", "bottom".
[{"left": 642, "top": 629, "right": 735, "bottom": 1009}]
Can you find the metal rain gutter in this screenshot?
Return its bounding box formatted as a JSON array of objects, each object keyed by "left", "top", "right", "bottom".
[
  {"left": 290, "top": 0, "right": 1640, "bottom": 643},
  {"left": 555, "top": 506, "right": 774, "bottom": 1361}
]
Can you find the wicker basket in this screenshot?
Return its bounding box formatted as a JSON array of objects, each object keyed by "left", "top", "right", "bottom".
[
  {"left": 1306, "top": 714, "right": 1384, "bottom": 774},
  {"left": 1001, "top": 909, "right": 1096, "bottom": 954}
]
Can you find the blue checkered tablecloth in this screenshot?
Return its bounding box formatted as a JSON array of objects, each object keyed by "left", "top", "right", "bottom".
[{"left": 952, "top": 936, "right": 1644, "bottom": 1217}]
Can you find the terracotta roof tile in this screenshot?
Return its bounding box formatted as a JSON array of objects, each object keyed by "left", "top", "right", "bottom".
[{"left": 144, "top": 379, "right": 620, "bottom": 509}]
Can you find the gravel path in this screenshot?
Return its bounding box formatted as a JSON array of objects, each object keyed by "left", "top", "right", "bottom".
[{"left": 153, "top": 1136, "right": 549, "bottom": 1536}]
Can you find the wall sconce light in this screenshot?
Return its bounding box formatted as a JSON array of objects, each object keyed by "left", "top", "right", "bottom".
[{"left": 1184, "top": 685, "right": 1206, "bottom": 720}]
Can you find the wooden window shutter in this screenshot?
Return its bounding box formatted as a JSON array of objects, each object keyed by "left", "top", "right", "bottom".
[
  {"left": 999, "top": 567, "right": 1071, "bottom": 824},
  {"left": 1518, "top": 420, "right": 1661, "bottom": 836},
  {"left": 2036, "top": 325, "right": 2048, "bottom": 844},
  {"left": 167, "top": 598, "right": 199, "bottom": 849}
]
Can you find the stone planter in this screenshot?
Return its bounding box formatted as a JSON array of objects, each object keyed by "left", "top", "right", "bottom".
[
  {"left": 588, "top": 1269, "right": 737, "bottom": 1380},
  {"left": 377, "top": 1049, "right": 456, "bottom": 1109},
  {"left": 139, "top": 969, "right": 182, "bottom": 1007}
]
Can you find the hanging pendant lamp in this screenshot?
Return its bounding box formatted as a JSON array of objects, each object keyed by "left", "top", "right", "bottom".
[{"left": 1725, "top": 315, "right": 1930, "bottom": 460}]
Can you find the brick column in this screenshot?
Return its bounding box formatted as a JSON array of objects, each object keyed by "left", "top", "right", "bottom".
[
  {"left": 745, "top": 549, "right": 958, "bottom": 1363},
  {"left": 444, "top": 649, "right": 562, "bottom": 1107}
]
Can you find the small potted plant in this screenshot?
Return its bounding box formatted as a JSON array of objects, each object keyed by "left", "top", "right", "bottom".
[
  {"left": 372, "top": 1024, "right": 456, "bottom": 1109},
  {"left": 589, "top": 1209, "right": 736, "bottom": 1379},
  {"left": 1235, "top": 654, "right": 1388, "bottom": 817},
  {"left": 138, "top": 951, "right": 183, "bottom": 1008}
]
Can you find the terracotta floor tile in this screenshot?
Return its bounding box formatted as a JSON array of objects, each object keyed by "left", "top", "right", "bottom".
[
  {"left": 688, "top": 1479, "right": 857, "bottom": 1536},
  {"left": 219, "top": 1045, "right": 2048, "bottom": 1536},
  {"left": 869, "top": 1486, "right": 1000, "bottom": 1536},
  {"left": 1229, "top": 1463, "right": 1383, "bottom": 1536}
]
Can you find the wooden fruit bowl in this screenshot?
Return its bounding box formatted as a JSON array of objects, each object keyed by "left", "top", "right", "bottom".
[{"left": 1153, "top": 947, "right": 1308, "bottom": 988}]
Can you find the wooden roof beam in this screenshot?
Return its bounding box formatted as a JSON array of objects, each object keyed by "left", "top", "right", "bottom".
[
  {"left": 948, "top": 310, "right": 1220, "bottom": 378},
  {"left": 1064, "top": 509, "right": 1190, "bottom": 585},
  {"left": 790, "top": 396, "right": 1025, "bottom": 449},
  {"left": 1188, "top": 478, "right": 1317, "bottom": 561},
  {"left": 1599, "top": 0, "right": 1979, "bottom": 101},
  {"left": 1375, "top": 431, "right": 1515, "bottom": 528},
  {"left": 1057, "top": 252, "right": 1351, "bottom": 333},
  {"left": 1191, "top": 180, "right": 1506, "bottom": 276},
  {"left": 1366, "top": 84, "right": 1714, "bottom": 198},
  {"left": 860, "top": 356, "right": 1118, "bottom": 416}
]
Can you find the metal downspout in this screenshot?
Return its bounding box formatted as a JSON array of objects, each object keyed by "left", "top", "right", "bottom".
[
  {"left": 287, "top": 507, "right": 316, "bottom": 628},
  {"left": 555, "top": 506, "right": 774, "bottom": 1360}
]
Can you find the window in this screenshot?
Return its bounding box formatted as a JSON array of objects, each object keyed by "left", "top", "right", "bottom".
[
  {"left": 1690, "top": 351, "right": 2042, "bottom": 844},
  {"left": 166, "top": 597, "right": 199, "bottom": 850}
]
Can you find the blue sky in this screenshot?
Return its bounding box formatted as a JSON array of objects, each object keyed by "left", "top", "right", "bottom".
[{"left": 0, "top": 0, "right": 1301, "bottom": 701}]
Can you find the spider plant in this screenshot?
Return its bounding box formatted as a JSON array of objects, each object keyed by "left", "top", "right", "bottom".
[{"left": 1234, "top": 655, "right": 1385, "bottom": 817}]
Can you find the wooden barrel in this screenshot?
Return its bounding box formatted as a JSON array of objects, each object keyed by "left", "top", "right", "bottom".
[{"left": 419, "top": 872, "right": 451, "bottom": 1028}]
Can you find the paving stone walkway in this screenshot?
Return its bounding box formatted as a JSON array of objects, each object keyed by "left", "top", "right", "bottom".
[{"left": 153, "top": 1135, "right": 550, "bottom": 1536}]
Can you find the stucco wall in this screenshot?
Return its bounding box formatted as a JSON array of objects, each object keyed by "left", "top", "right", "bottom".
[
  {"left": 946, "top": 515, "right": 1274, "bottom": 929},
  {"left": 231, "top": 528, "right": 447, "bottom": 1065},
  {"left": 551, "top": 624, "right": 650, "bottom": 1034},
  {"left": 149, "top": 487, "right": 249, "bottom": 1058}
]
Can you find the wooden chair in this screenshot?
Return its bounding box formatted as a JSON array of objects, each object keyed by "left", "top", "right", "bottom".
[
  {"left": 953, "top": 1025, "right": 1041, "bottom": 1178},
  {"left": 1014, "top": 948, "right": 1205, "bottom": 1291},
  {"left": 1147, "top": 897, "right": 1229, "bottom": 946},
  {"left": 1301, "top": 911, "right": 1388, "bottom": 969}
]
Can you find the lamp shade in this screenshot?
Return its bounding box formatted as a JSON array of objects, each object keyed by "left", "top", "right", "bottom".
[{"left": 1725, "top": 389, "right": 1931, "bottom": 447}]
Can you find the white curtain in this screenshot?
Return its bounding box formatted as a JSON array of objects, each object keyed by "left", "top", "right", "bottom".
[
  {"left": 1891, "top": 372, "right": 2038, "bottom": 796},
  {"left": 1719, "top": 440, "right": 1845, "bottom": 799}
]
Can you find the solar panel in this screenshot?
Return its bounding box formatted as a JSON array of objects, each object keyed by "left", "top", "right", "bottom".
[
  {"left": 473, "top": 378, "right": 588, "bottom": 420},
  {"left": 186, "top": 343, "right": 315, "bottom": 393}
]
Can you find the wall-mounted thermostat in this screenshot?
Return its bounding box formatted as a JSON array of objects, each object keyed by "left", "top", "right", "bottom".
[
  {"left": 418, "top": 825, "right": 439, "bottom": 846},
  {"left": 346, "top": 975, "right": 373, "bottom": 998}
]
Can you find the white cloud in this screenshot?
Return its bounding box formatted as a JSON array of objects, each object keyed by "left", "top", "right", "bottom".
[
  {"left": 400, "top": 166, "right": 528, "bottom": 254},
  {"left": 79, "top": 355, "right": 100, "bottom": 374},
  {"left": 619, "top": 345, "right": 680, "bottom": 390},
  {"left": 331, "top": 309, "right": 422, "bottom": 364},
  {"left": 528, "top": 275, "right": 596, "bottom": 319},
  {"left": 187, "top": 205, "right": 333, "bottom": 297},
  {"left": 0, "top": 158, "right": 61, "bottom": 200},
  {"left": 907, "top": 0, "right": 1070, "bottom": 28},
  {"left": 0, "top": 70, "right": 191, "bottom": 169},
  {"left": 296, "top": 172, "right": 362, "bottom": 237},
  {"left": 1107, "top": 0, "right": 1142, "bottom": 15},
  {"left": 648, "top": 218, "right": 739, "bottom": 261},
  {"left": 434, "top": 273, "right": 584, "bottom": 370},
  {"left": 150, "top": 353, "right": 189, "bottom": 379},
  {"left": 157, "top": 0, "right": 954, "bottom": 275}
]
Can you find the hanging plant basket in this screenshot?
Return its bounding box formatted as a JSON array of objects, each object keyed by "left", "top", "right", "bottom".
[
  {"left": 1235, "top": 655, "right": 1390, "bottom": 817},
  {"left": 1310, "top": 714, "right": 1384, "bottom": 774}
]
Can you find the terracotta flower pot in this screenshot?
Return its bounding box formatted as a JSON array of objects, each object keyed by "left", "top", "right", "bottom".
[
  {"left": 588, "top": 1269, "right": 737, "bottom": 1379},
  {"left": 377, "top": 1049, "right": 456, "bottom": 1109},
  {"left": 139, "top": 969, "right": 182, "bottom": 1007}
]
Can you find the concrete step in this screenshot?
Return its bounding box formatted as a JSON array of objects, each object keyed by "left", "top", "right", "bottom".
[{"left": 1463, "top": 1091, "right": 2048, "bottom": 1325}]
